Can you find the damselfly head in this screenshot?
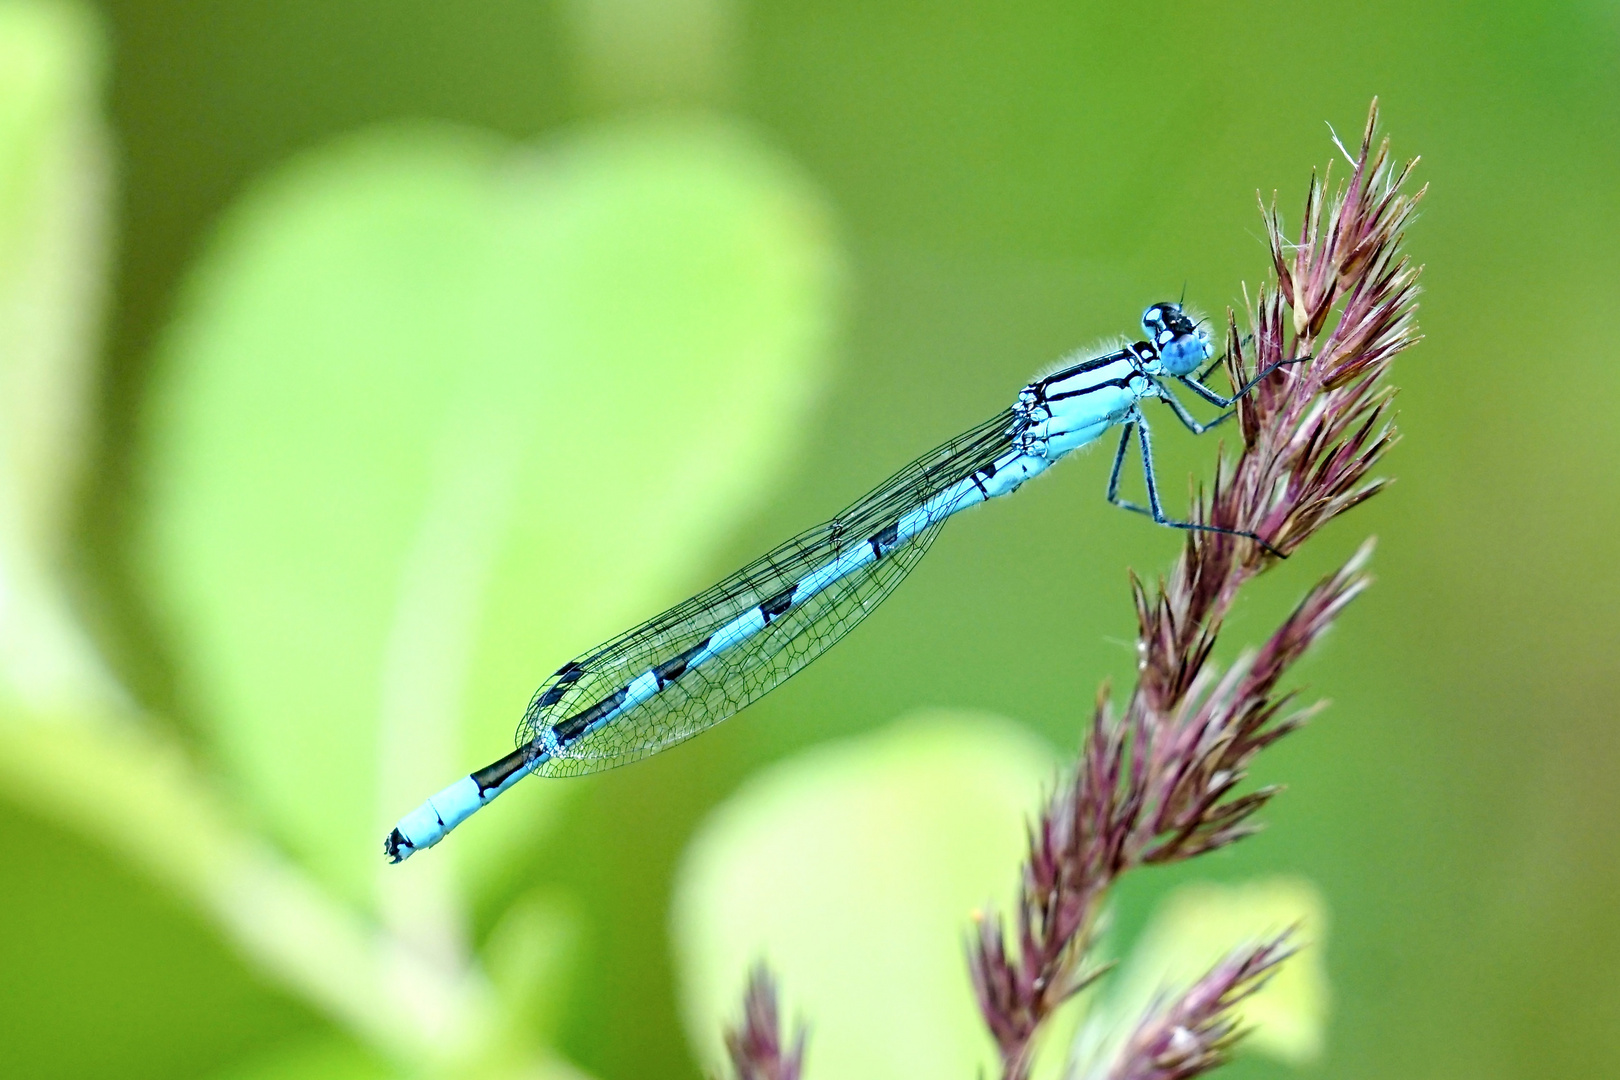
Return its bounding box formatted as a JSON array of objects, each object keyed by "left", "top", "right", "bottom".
[{"left": 1141, "top": 301, "right": 1212, "bottom": 376}]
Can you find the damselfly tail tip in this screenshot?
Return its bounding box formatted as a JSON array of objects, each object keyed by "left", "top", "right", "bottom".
[{"left": 383, "top": 827, "right": 416, "bottom": 864}]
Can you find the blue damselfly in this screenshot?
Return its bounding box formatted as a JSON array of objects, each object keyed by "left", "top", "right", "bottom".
[{"left": 385, "top": 302, "right": 1292, "bottom": 862}]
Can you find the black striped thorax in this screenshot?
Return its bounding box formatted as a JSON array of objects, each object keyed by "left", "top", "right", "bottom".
[{"left": 1012, "top": 341, "right": 1157, "bottom": 444}]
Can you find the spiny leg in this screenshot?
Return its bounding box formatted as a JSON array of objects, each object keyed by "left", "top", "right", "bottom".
[
  {"left": 1178, "top": 353, "right": 1311, "bottom": 409},
  {"left": 1155, "top": 380, "right": 1235, "bottom": 436},
  {"left": 1106, "top": 420, "right": 1152, "bottom": 518},
  {"left": 1110, "top": 410, "right": 1285, "bottom": 557}
]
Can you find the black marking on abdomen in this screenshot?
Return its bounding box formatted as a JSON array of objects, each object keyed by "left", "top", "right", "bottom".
[
  {"left": 869, "top": 520, "right": 899, "bottom": 559},
  {"left": 554, "top": 686, "right": 628, "bottom": 744},
  {"left": 472, "top": 746, "right": 532, "bottom": 793},
  {"left": 759, "top": 586, "right": 796, "bottom": 622},
  {"left": 655, "top": 637, "right": 711, "bottom": 686},
  {"left": 970, "top": 472, "right": 990, "bottom": 498}
]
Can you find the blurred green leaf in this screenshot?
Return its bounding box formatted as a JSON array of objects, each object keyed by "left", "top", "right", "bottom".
[
  {"left": 1071, "top": 877, "right": 1330, "bottom": 1075},
  {"left": 670, "top": 710, "right": 1057, "bottom": 1080},
  {"left": 0, "top": 0, "right": 106, "bottom": 552},
  {"left": 138, "top": 116, "right": 843, "bottom": 907},
  {"left": 484, "top": 889, "right": 581, "bottom": 1048},
  {"left": 204, "top": 1035, "right": 595, "bottom": 1080},
  {"left": 565, "top": 0, "right": 736, "bottom": 110},
  {"left": 207, "top": 1039, "right": 393, "bottom": 1080},
  {"left": 0, "top": 0, "right": 112, "bottom": 705},
  {"left": 0, "top": 9, "right": 522, "bottom": 1067}
]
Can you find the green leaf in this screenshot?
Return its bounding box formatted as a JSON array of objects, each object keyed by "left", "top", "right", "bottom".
[
  {"left": 564, "top": 0, "right": 736, "bottom": 109},
  {"left": 1071, "top": 877, "right": 1330, "bottom": 1074},
  {"left": 0, "top": 0, "right": 113, "bottom": 705},
  {"left": 0, "top": 0, "right": 106, "bottom": 553},
  {"left": 138, "top": 116, "right": 843, "bottom": 906},
  {"left": 483, "top": 889, "right": 581, "bottom": 1048},
  {"left": 205, "top": 1036, "right": 593, "bottom": 1080},
  {"left": 206, "top": 1039, "right": 394, "bottom": 1080},
  {"left": 671, "top": 710, "right": 1058, "bottom": 1080}
]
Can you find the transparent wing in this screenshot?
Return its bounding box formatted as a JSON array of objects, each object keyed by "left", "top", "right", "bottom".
[{"left": 515, "top": 407, "right": 1018, "bottom": 776}]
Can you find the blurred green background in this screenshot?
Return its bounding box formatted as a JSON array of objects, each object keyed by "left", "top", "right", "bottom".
[{"left": 2, "top": 0, "right": 1617, "bottom": 1078}]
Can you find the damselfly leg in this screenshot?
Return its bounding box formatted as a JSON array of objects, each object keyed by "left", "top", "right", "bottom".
[
  {"left": 1177, "top": 353, "right": 1311, "bottom": 411},
  {"left": 1106, "top": 411, "right": 1286, "bottom": 557},
  {"left": 1154, "top": 382, "right": 1234, "bottom": 436}
]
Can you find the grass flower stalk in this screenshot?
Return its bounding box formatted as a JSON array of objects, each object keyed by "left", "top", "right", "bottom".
[
  {"left": 721, "top": 98, "right": 1422, "bottom": 1080},
  {"left": 722, "top": 964, "right": 807, "bottom": 1080},
  {"left": 967, "top": 97, "right": 1423, "bottom": 1080},
  {"left": 1103, "top": 935, "right": 1295, "bottom": 1080}
]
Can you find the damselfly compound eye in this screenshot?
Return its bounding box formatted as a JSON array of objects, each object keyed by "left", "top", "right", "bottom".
[
  {"left": 1142, "top": 301, "right": 1208, "bottom": 375},
  {"left": 1142, "top": 301, "right": 1196, "bottom": 337}
]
